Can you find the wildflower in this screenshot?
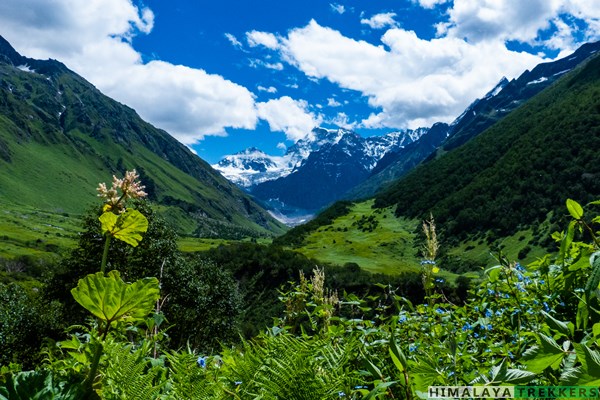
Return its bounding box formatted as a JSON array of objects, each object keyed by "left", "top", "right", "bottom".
[
  {"left": 197, "top": 356, "right": 206, "bottom": 368},
  {"left": 539, "top": 279, "right": 545, "bottom": 285},
  {"left": 543, "top": 302, "right": 550, "bottom": 312},
  {"left": 487, "top": 289, "right": 495, "bottom": 295},
  {"left": 235, "top": 381, "right": 242, "bottom": 386},
  {"left": 97, "top": 169, "right": 147, "bottom": 212},
  {"left": 515, "top": 263, "right": 525, "bottom": 272},
  {"left": 495, "top": 310, "right": 502, "bottom": 317},
  {"left": 462, "top": 322, "right": 472, "bottom": 331},
  {"left": 409, "top": 344, "right": 418, "bottom": 352},
  {"left": 485, "top": 309, "right": 493, "bottom": 318},
  {"left": 474, "top": 332, "right": 479, "bottom": 338},
  {"left": 486, "top": 324, "right": 493, "bottom": 331},
  {"left": 420, "top": 260, "right": 436, "bottom": 265},
  {"left": 435, "top": 308, "right": 445, "bottom": 314},
  {"left": 398, "top": 314, "right": 407, "bottom": 323},
  {"left": 474, "top": 306, "right": 479, "bottom": 312},
  {"left": 338, "top": 391, "right": 346, "bottom": 397},
  {"left": 435, "top": 278, "right": 445, "bottom": 283},
  {"left": 508, "top": 351, "right": 514, "bottom": 359}
]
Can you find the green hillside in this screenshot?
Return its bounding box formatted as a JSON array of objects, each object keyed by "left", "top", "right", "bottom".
[
  {"left": 276, "top": 52, "right": 600, "bottom": 276},
  {"left": 374, "top": 52, "right": 600, "bottom": 242},
  {"left": 0, "top": 36, "right": 285, "bottom": 249}
]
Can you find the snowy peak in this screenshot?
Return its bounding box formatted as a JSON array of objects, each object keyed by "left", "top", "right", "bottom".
[{"left": 213, "top": 126, "right": 426, "bottom": 190}]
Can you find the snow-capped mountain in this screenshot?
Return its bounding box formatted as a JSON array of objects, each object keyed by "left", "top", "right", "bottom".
[
  {"left": 245, "top": 127, "right": 429, "bottom": 213},
  {"left": 213, "top": 127, "right": 424, "bottom": 189}
]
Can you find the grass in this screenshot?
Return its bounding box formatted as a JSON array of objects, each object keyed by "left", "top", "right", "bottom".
[
  {"left": 0, "top": 201, "right": 80, "bottom": 260},
  {"left": 294, "top": 200, "right": 422, "bottom": 275}
]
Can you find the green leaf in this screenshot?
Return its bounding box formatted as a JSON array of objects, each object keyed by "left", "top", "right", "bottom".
[
  {"left": 71, "top": 270, "right": 159, "bottom": 325},
  {"left": 566, "top": 198, "right": 584, "bottom": 220},
  {"left": 541, "top": 311, "right": 571, "bottom": 337},
  {"left": 522, "top": 334, "right": 566, "bottom": 373},
  {"left": 389, "top": 333, "right": 408, "bottom": 374},
  {"left": 99, "top": 209, "right": 148, "bottom": 247},
  {"left": 576, "top": 298, "right": 589, "bottom": 330},
  {"left": 572, "top": 344, "right": 600, "bottom": 386},
  {"left": 0, "top": 370, "right": 92, "bottom": 400},
  {"left": 585, "top": 252, "right": 600, "bottom": 300}
]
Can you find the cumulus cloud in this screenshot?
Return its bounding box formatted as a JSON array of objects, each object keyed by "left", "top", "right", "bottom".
[
  {"left": 438, "top": 0, "right": 600, "bottom": 50},
  {"left": 256, "top": 96, "right": 322, "bottom": 141},
  {"left": 279, "top": 20, "right": 543, "bottom": 129},
  {"left": 249, "top": 59, "right": 284, "bottom": 70},
  {"left": 360, "top": 12, "right": 399, "bottom": 29},
  {"left": 246, "top": 30, "right": 280, "bottom": 49},
  {"left": 276, "top": 142, "right": 287, "bottom": 150},
  {"left": 414, "top": 0, "right": 450, "bottom": 9},
  {"left": 0, "top": 0, "right": 258, "bottom": 144}
]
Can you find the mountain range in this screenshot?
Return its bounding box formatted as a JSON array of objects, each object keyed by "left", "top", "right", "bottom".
[
  {"left": 277, "top": 40, "right": 600, "bottom": 255},
  {"left": 214, "top": 40, "right": 600, "bottom": 221},
  {"left": 0, "top": 35, "right": 285, "bottom": 239}
]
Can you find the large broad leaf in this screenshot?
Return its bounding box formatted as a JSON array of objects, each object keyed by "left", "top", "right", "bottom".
[
  {"left": 522, "top": 334, "right": 566, "bottom": 373},
  {"left": 572, "top": 344, "right": 600, "bottom": 386},
  {"left": 99, "top": 209, "right": 148, "bottom": 247},
  {"left": 71, "top": 270, "right": 159, "bottom": 325},
  {"left": 0, "top": 370, "right": 93, "bottom": 400}
]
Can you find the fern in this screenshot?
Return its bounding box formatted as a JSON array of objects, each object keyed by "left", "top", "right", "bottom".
[
  {"left": 99, "top": 341, "right": 165, "bottom": 399},
  {"left": 222, "top": 334, "right": 359, "bottom": 400}
]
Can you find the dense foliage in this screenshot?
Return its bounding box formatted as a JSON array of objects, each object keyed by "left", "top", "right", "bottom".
[
  {"left": 2, "top": 171, "right": 600, "bottom": 399},
  {"left": 375, "top": 55, "right": 600, "bottom": 243}
]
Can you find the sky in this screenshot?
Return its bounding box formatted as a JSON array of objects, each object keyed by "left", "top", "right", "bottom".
[{"left": 0, "top": 1, "right": 599, "bottom": 164}]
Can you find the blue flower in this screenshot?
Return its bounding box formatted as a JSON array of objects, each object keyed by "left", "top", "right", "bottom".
[
  {"left": 495, "top": 310, "right": 503, "bottom": 317},
  {"left": 543, "top": 302, "right": 550, "bottom": 312},
  {"left": 399, "top": 314, "right": 407, "bottom": 323},
  {"left": 435, "top": 308, "right": 445, "bottom": 314},
  {"left": 487, "top": 289, "right": 495, "bottom": 295},
  {"left": 485, "top": 309, "right": 493, "bottom": 318},
  {"left": 338, "top": 391, "right": 346, "bottom": 397},
  {"left": 197, "top": 356, "right": 206, "bottom": 368},
  {"left": 409, "top": 344, "right": 418, "bottom": 352},
  {"left": 474, "top": 306, "right": 479, "bottom": 312},
  {"left": 474, "top": 332, "right": 479, "bottom": 338},
  {"left": 539, "top": 279, "right": 545, "bottom": 285},
  {"left": 515, "top": 263, "right": 525, "bottom": 272},
  {"left": 486, "top": 324, "right": 493, "bottom": 330},
  {"left": 354, "top": 386, "right": 368, "bottom": 389},
  {"left": 462, "top": 322, "right": 472, "bottom": 331},
  {"left": 235, "top": 381, "right": 242, "bottom": 386}
]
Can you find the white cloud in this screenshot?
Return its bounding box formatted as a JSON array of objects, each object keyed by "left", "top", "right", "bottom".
[
  {"left": 249, "top": 59, "right": 284, "bottom": 70},
  {"left": 276, "top": 142, "right": 287, "bottom": 150},
  {"left": 258, "top": 85, "right": 278, "bottom": 93},
  {"left": 327, "top": 97, "right": 342, "bottom": 107},
  {"left": 246, "top": 30, "right": 280, "bottom": 50},
  {"left": 256, "top": 96, "right": 322, "bottom": 141},
  {"left": 330, "top": 3, "right": 346, "bottom": 14},
  {"left": 414, "top": 0, "right": 450, "bottom": 9},
  {"left": 279, "top": 20, "right": 544, "bottom": 129},
  {"left": 0, "top": 0, "right": 257, "bottom": 144},
  {"left": 360, "top": 12, "right": 399, "bottom": 29},
  {"left": 438, "top": 0, "right": 600, "bottom": 49},
  {"left": 225, "top": 32, "right": 243, "bottom": 48}
]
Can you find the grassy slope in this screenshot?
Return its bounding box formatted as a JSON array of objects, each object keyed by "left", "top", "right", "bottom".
[
  {"left": 0, "top": 56, "right": 286, "bottom": 242},
  {"left": 290, "top": 199, "right": 549, "bottom": 279},
  {"left": 296, "top": 201, "right": 419, "bottom": 275}
]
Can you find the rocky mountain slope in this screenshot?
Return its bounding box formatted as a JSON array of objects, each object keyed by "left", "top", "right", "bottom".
[{"left": 0, "top": 35, "right": 285, "bottom": 239}]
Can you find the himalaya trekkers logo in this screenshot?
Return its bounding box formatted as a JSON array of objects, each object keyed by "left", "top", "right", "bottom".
[{"left": 427, "top": 386, "right": 600, "bottom": 399}]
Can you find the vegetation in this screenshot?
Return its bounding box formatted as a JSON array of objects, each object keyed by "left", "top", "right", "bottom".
[
  {"left": 0, "top": 40, "right": 284, "bottom": 239},
  {"left": 1, "top": 169, "right": 600, "bottom": 399},
  {"left": 374, "top": 53, "right": 600, "bottom": 244}
]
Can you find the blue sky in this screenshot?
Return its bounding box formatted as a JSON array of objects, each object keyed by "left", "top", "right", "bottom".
[{"left": 0, "top": 1, "right": 599, "bottom": 163}]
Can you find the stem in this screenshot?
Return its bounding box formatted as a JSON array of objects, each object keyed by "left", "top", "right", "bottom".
[{"left": 100, "top": 235, "right": 111, "bottom": 274}]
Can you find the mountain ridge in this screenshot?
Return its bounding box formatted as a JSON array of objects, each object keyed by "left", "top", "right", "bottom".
[{"left": 0, "top": 35, "right": 285, "bottom": 239}]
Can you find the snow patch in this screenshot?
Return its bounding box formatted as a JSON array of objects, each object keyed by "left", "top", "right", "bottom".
[
  {"left": 17, "top": 65, "right": 34, "bottom": 73},
  {"left": 527, "top": 76, "right": 548, "bottom": 85}
]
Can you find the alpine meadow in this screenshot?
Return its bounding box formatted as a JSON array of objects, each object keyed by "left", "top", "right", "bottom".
[{"left": 1, "top": 2, "right": 600, "bottom": 399}]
